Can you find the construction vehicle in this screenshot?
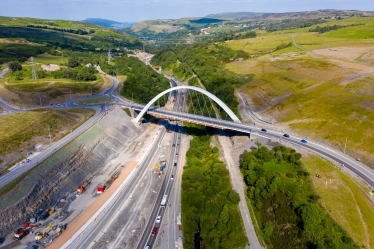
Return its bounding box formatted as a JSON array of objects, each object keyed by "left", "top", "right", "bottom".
[
  {"left": 35, "top": 227, "right": 47, "bottom": 241},
  {"left": 40, "top": 209, "right": 50, "bottom": 221},
  {"left": 56, "top": 224, "right": 65, "bottom": 234},
  {"left": 97, "top": 185, "right": 105, "bottom": 194},
  {"left": 77, "top": 180, "right": 89, "bottom": 194},
  {"left": 14, "top": 221, "right": 35, "bottom": 240},
  {"left": 14, "top": 227, "right": 28, "bottom": 240}
]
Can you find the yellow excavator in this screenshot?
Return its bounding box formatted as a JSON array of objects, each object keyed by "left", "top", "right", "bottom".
[{"left": 35, "top": 227, "right": 47, "bottom": 241}]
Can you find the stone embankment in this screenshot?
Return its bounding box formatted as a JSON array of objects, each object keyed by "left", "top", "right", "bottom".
[{"left": 0, "top": 107, "right": 139, "bottom": 239}]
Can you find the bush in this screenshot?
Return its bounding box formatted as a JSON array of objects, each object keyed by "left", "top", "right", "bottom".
[
  {"left": 182, "top": 126, "right": 248, "bottom": 249},
  {"left": 240, "top": 144, "right": 358, "bottom": 248},
  {"left": 8, "top": 61, "right": 22, "bottom": 72}
]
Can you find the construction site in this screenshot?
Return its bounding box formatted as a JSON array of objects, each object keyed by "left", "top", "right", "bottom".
[{"left": 0, "top": 107, "right": 148, "bottom": 248}]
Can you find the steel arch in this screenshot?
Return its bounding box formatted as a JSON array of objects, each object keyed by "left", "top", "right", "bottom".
[{"left": 134, "top": 86, "right": 241, "bottom": 123}]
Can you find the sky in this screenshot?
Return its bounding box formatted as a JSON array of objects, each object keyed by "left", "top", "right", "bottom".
[{"left": 1, "top": 0, "right": 373, "bottom": 22}]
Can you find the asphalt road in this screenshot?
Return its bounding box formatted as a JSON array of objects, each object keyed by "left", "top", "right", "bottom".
[
  {"left": 136, "top": 78, "right": 184, "bottom": 249},
  {"left": 136, "top": 122, "right": 180, "bottom": 249},
  {"left": 119, "top": 104, "right": 374, "bottom": 190},
  {"left": 75, "top": 125, "right": 167, "bottom": 249}
]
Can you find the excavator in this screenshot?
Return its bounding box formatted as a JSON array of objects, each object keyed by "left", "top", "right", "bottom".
[
  {"left": 77, "top": 180, "right": 89, "bottom": 194},
  {"left": 35, "top": 227, "right": 47, "bottom": 241}
]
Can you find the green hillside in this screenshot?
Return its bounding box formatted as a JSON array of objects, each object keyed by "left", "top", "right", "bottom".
[{"left": 0, "top": 16, "right": 142, "bottom": 64}]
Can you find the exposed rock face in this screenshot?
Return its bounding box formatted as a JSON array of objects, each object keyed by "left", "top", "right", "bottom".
[{"left": 0, "top": 108, "right": 139, "bottom": 238}]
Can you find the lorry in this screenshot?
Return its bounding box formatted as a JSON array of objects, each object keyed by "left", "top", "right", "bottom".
[
  {"left": 159, "top": 160, "right": 167, "bottom": 172},
  {"left": 161, "top": 195, "right": 168, "bottom": 206},
  {"left": 97, "top": 185, "right": 105, "bottom": 194}
]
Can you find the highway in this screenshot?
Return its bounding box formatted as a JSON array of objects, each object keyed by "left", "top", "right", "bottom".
[
  {"left": 1, "top": 61, "right": 374, "bottom": 249},
  {"left": 118, "top": 102, "right": 374, "bottom": 190},
  {"left": 136, "top": 78, "right": 184, "bottom": 249},
  {"left": 71, "top": 124, "right": 168, "bottom": 249},
  {"left": 136, "top": 122, "right": 181, "bottom": 249}
]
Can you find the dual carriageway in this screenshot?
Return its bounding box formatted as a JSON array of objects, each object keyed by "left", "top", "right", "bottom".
[{"left": 0, "top": 69, "right": 374, "bottom": 248}]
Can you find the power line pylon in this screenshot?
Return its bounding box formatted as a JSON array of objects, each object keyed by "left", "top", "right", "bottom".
[
  {"left": 107, "top": 49, "right": 111, "bottom": 64},
  {"left": 31, "top": 57, "right": 38, "bottom": 80}
]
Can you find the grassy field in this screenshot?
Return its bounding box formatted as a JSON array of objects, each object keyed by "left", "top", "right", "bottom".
[
  {"left": 0, "top": 108, "right": 94, "bottom": 173},
  {"left": 0, "top": 111, "right": 72, "bottom": 158},
  {"left": 227, "top": 32, "right": 300, "bottom": 55},
  {"left": 227, "top": 17, "right": 374, "bottom": 55},
  {"left": 77, "top": 97, "right": 112, "bottom": 105},
  {"left": 303, "top": 155, "right": 374, "bottom": 248},
  {"left": 283, "top": 17, "right": 374, "bottom": 50},
  {"left": 225, "top": 16, "right": 374, "bottom": 166},
  {"left": 34, "top": 54, "right": 68, "bottom": 65},
  {"left": 228, "top": 57, "right": 374, "bottom": 164},
  {"left": 122, "top": 108, "right": 131, "bottom": 116}
]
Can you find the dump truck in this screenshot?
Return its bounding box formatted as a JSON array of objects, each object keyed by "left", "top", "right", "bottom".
[
  {"left": 97, "top": 185, "right": 105, "bottom": 194},
  {"left": 14, "top": 227, "right": 28, "bottom": 240}
]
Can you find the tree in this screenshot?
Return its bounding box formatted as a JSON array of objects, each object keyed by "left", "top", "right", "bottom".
[
  {"left": 67, "top": 57, "right": 80, "bottom": 68},
  {"left": 8, "top": 61, "right": 22, "bottom": 72}
]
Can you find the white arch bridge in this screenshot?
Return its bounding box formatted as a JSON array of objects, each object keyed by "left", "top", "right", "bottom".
[
  {"left": 134, "top": 85, "right": 241, "bottom": 123},
  {"left": 120, "top": 85, "right": 374, "bottom": 189}
]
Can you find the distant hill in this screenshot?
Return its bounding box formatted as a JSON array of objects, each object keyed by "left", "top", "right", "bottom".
[
  {"left": 206, "top": 12, "right": 265, "bottom": 20},
  {"left": 82, "top": 18, "right": 136, "bottom": 30}
]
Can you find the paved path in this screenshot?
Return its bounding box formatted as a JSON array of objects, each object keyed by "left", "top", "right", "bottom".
[{"left": 218, "top": 133, "right": 263, "bottom": 249}]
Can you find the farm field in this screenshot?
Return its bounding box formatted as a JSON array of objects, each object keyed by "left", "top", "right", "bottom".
[{"left": 303, "top": 155, "right": 374, "bottom": 248}]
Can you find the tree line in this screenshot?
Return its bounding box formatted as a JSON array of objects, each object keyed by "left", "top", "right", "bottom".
[
  {"left": 99, "top": 56, "right": 170, "bottom": 104},
  {"left": 26, "top": 25, "right": 95, "bottom": 35},
  {"left": 309, "top": 23, "right": 363, "bottom": 33},
  {"left": 151, "top": 43, "right": 253, "bottom": 117},
  {"left": 240, "top": 144, "right": 358, "bottom": 248},
  {"left": 182, "top": 125, "right": 248, "bottom": 249}
]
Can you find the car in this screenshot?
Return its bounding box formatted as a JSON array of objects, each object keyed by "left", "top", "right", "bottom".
[
  {"left": 176, "top": 153, "right": 178, "bottom": 156},
  {"left": 151, "top": 227, "right": 157, "bottom": 236},
  {"left": 177, "top": 143, "right": 179, "bottom": 146},
  {"left": 144, "top": 246, "right": 151, "bottom": 249},
  {"left": 173, "top": 144, "right": 175, "bottom": 147},
  {"left": 261, "top": 128, "right": 267, "bottom": 132},
  {"left": 283, "top": 134, "right": 290, "bottom": 138},
  {"left": 301, "top": 139, "right": 307, "bottom": 144},
  {"left": 174, "top": 162, "right": 177, "bottom": 167},
  {"left": 155, "top": 215, "right": 161, "bottom": 223},
  {"left": 171, "top": 175, "right": 174, "bottom": 180}
]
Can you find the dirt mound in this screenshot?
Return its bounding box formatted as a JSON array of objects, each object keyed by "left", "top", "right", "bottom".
[{"left": 41, "top": 64, "right": 60, "bottom": 71}]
